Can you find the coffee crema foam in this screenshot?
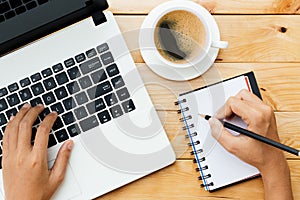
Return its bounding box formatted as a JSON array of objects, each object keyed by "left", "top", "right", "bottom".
[{"left": 154, "top": 10, "right": 207, "bottom": 64}]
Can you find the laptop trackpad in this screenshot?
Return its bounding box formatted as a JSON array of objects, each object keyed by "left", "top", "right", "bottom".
[{"left": 48, "top": 160, "right": 82, "bottom": 200}]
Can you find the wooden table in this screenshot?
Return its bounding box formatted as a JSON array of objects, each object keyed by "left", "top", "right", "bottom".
[{"left": 96, "top": 0, "right": 300, "bottom": 199}]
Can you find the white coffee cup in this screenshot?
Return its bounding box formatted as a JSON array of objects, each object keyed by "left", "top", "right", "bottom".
[{"left": 140, "top": 0, "right": 228, "bottom": 69}]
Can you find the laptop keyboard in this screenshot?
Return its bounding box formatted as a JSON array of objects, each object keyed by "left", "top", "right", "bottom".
[
  {"left": 0, "top": 0, "right": 49, "bottom": 23},
  {"left": 0, "top": 43, "right": 136, "bottom": 168}
]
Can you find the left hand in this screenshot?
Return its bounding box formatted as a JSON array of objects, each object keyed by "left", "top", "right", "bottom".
[{"left": 2, "top": 104, "right": 74, "bottom": 200}]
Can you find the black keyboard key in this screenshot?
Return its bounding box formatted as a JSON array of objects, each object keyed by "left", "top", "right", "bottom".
[
  {"left": 42, "top": 92, "right": 56, "bottom": 105},
  {"left": 116, "top": 87, "right": 130, "bottom": 101},
  {"left": 50, "top": 102, "right": 64, "bottom": 115},
  {"left": 74, "top": 106, "right": 87, "bottom": 120},
  {"left": 55, "top": 72, "right": 69, "bottom": 85},
  {"left": 62, "top": 112, "right": 75, "bottom": 125},
  {"left": 20, "top": 78, "right": 31, "bottom": 88},
  {"left": 67, "top": 124, "right": 81, "bottom": 137},
  {"left": 101, "top": 52, "right": 114, "bottom": 65},
  {"left": 15, "top": 5, "right": 25, "bottom": 14},
  {"left": 75, "top": 92, "right": 88, "bottom": 105},
  {"left": 104, "top": 93, "right": 118, "bottom": 106},
  {"left": 122, "top": 99, "right": 136, "bottom": 113},
  {"left": 67, "top": 66, "right": 81, "bottom": 80},
  {"left": 54, "top": 87, "right": 68, "bottom": 100},
  {"left": 31, "top": 82, "right": 45, "bottom": 96},
  {"left": 0, "top": 130, "right": 3, "bottom": 141},
  {"left": 19, "top": 88, "right": 33, "bottom": 101},
  {"left": 6, "top": 108, "right": 17, "bottom": 119},
  {"left": 86, "top": 48, "right": 97, "bottom": 58},
  {"left": 39, "top": 107, "right": 50, "bottom": 120},
  {"left": 2, "top": 126, "right": 6, "bottom": 132},
  {"left": 0, "top": 15, "right": 4, "bottom": 22},
  {"left": 55, "top": 129, "right": 69, "bottom": 143},
  {"left": 63, "top": 97, "right": 76, "bottom": 111},
  {"left": 41, "top": 68, "right": 53, "bottom": 78},
  {"left": 23, "top": 0, "right": 32, "bottom": 4},
  {"left": 31, "top": 127, "right": 37, "bottom": 142},
  {"left": 4, "top": 10, "right": 15, "bottom": 19},
  {"left": 9, "top": 0, "right": 22, "bottom": 8},
  {"left": 0, "top": 146, "right": 2, "bottom": 155},
  {"left": 79, "top": 57, "right": 102, "bottom": 75},
  {"left": 78, "top": 76, "right": 92, "bottom": 89},
  {"left": 64, "top": 58, "right": 75, "bottom": 68},
  {"left": 66, "top": 82, "right": 80, "bottom": 94},
  {"left": 97, "top": 43, "right": 109, "bottom": 53},
  {"left": 91, "top": 69, "right": 107, "bottom": 84},
  {"left": 86, "top": 98, "right": 105, "bottom": 114},
  {"left": 37, "top": 0, "right": 48, "bottom": 5},
  {"left": 15, "top": 5, "right": 26, "bottom": 14},
  {"left": 8, "top": 83, "right": 19, "bottom": 92},
  {"left": 0, "top": 99, "right": 8, "bottom": 111},
  {"left": 0, "top": 113, "right": 7, "bottom": 126},
  {"left": 111, "top": 76, "right": 125, "bottom": 89},
  {"left": 7, "top": 93, "right": 20, "bottom": 106},
  {"left": 87, "top": 81, "right": 112, "bottom": 100},
  {"left": 106, "top": 64, "right": 119, "bottom": 77},
  {"left": 30, "top": 97, "right": 42, "bottom": 106},
  {"left": 75, "top": 53, "right": 86, "bottom": 63},
  {"left": 43, "top": 77, "right": 57, "bottom": 91},
  {"left": 52, "top": 63, "right": 63, "bottom": 73},
  {"left": 26, "top": 1, "right": 37, "bottom": 10},
  {"left": 0, "top": 88, "right": 8, "bottom": 97},
  {"left": 109, "top": 105, "right": 123, "bottom": 118},
  {"left": 31, "top": 73, "right": 42, "bottom": 83},
  {"left": 79, "top": 115, "right": 99, "bottom": 132},
  {"left": 0, "top": 156, "right": 2, "bottom": 169},
  {"left": 0, "top": 2, "right": 10, "bottom": 14},
  {"left": 97, "top": 110, "right": 111, "bottom": 124},
  {"left": 33, "top": 117, "right": 40, "bottom": 126},
  {"left": 48, "top": 134, "right": 57, "bottom": 148},
  {"left": 52, "top": 117, "right": 63, "bottom": 131}
]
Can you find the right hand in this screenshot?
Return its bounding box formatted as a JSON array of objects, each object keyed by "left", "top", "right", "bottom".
[{"left": 208, "top": 89, "right": 293, "bottom": 200}]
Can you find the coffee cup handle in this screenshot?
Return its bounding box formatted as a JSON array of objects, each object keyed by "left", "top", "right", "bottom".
[{"left": 211, "top": 41, "right": 229, "bottom": 49}]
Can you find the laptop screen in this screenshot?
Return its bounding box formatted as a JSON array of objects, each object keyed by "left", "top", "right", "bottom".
[{"left": 0, "top": 0, "right": 108, "bottom": 56}]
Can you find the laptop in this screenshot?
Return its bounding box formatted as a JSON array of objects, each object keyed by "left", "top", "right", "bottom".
[{"left": 0, "top": 0, "right": 176, "bottom": 199}]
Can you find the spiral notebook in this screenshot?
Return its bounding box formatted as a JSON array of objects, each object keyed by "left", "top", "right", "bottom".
[{"left": 177, "top": 72, "right": 261, "bottom": 191}]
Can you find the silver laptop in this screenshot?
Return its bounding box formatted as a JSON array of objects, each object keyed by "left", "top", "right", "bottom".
[{"left": 0, "top": 0, "right": 175, "bottom": 199}]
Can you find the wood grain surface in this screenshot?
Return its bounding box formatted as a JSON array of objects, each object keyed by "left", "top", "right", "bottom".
[
  {"left": 95, "top": 1, "right": 300, "bottom": 199},
  {"left": 108, "top": 0, "right": 300, "bottom": 14},
  {"left": 115, "top": 15, "right": 300, "bottom": 63}
]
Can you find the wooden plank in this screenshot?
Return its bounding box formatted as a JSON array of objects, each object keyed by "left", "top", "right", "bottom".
[
  {"left": 115, "top": 15, "right": 300, "bottom": 62},
  {"left": 159, "top": 110, "right": 300, "bottom": 159},
  {"left": 134, "top": 63, "right": 300, "bottom": 111},
  {"left": 96, "top": 160, "right": 300, "bottom": 200},
  {"left": 108, "top": 0, "right": 300, "bottom": 14}
]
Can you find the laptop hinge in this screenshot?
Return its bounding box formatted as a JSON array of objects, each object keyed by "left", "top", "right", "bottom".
[{"left": 92, "top": 11, "right": 107, "bottom": 26}]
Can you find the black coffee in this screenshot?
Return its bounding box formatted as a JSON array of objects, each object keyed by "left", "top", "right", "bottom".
[{"left": 154, "top": 10, "right": 206, "bottom": 64}]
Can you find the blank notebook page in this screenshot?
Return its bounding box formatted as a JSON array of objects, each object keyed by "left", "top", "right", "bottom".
[{"left": 179, "top": 75, "right": 259, "bottom": 191}]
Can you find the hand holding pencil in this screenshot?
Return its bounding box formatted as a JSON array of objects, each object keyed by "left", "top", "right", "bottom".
[{"left": 207, "top": 89, "right": 293, "bottom": 200}]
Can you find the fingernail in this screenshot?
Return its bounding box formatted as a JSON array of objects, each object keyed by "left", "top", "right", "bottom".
[
  {"left": 37, "top": 104, "right": 44, "bottom": 108},
  {"left": 67, "top": 141, "right": 74, "bottom": 150},
  {"left": 23, "top": 103, "right": 31, "bottom": 108},
  {"left": 9, "top": 115, "right": 15, "bottom": 121}
]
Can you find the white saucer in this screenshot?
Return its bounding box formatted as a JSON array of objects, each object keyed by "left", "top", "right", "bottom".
[{"left": 139, "top": 3, "right": 222, "bottom": 81}]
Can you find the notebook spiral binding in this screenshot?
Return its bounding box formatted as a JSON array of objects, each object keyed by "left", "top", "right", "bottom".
[{"left": 175, "top": 98, "right": 214, "bottom": 189}]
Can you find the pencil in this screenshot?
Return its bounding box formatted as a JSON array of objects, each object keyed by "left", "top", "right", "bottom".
[{"left": 200, "top": 114, "right": 300, "bottom": 157}]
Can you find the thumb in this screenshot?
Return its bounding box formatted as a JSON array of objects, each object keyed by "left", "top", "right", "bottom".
[
  {"left": 208, "top": 118, "right": 240, "bottom": 154},
  {"left": 49, "top": 140, "right": 74, "bottom": 191}
]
